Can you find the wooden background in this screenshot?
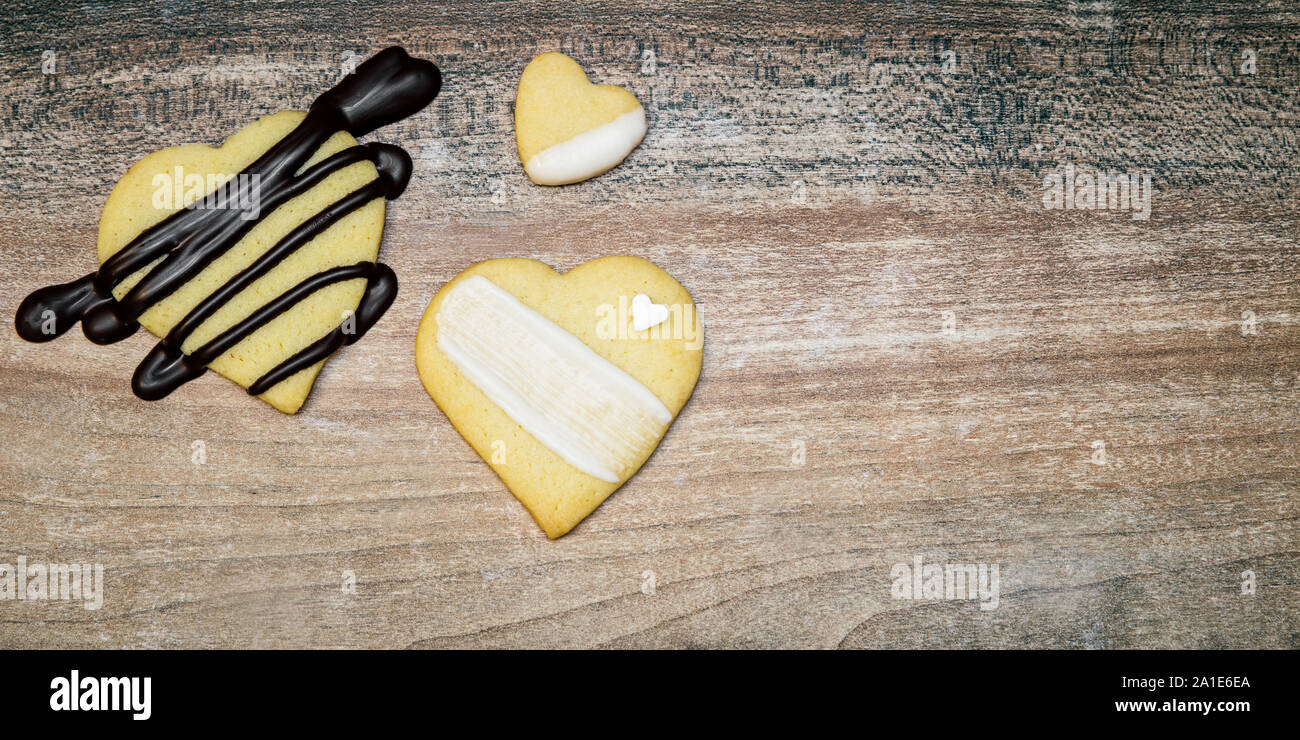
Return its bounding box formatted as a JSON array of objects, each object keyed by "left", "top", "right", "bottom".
[{"left": 0, "top": 1, "right": 1296, "bottom": 648}]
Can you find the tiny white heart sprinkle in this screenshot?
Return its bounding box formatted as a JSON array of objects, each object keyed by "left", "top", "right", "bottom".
[{"left": 632, "top": 293, "right": 669, "bottom": 332}]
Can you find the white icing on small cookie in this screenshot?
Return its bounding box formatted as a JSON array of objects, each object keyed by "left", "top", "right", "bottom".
[
  {"left": 436, "top": 275, "right": 672, "bottom": 483},
  {"left": 522, "top": 108, "right": 647, "bottom": 186}
]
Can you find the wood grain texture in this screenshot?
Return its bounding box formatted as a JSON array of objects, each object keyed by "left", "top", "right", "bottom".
[{"left": 0, "top": 0, "right": 1296, "bottom": 648}]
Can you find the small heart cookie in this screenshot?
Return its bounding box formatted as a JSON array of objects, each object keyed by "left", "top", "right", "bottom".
[
  {"left": 514, "top": 52, "right": 647, "bottom": 185},
  {"left": 415, "top": 257, "right": 703, "bottom": 538}
]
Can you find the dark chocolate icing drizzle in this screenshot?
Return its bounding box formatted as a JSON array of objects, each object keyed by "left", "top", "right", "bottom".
[{"left": 14, "top": 47, "right": 440, "bottom": 402}]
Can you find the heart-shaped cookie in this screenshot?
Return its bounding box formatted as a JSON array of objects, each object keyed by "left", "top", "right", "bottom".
[
  {"left": 15, "top": 48, "right": 441, "bottom": 413},
  {"left": 514, "top": 52, "right": 647, "bottom": 185},
  {"left": 415, "top": 257, "right": 703, "bottom": 538},
  {"left": 96, "top": 111, "right": 387, "bottom": 412}
]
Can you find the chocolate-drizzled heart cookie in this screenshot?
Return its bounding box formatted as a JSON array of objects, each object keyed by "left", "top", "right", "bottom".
[{"left": 15, "top": 47, "right": 441, "bottom": 413}]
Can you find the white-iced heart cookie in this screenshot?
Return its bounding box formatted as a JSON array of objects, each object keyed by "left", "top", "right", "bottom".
[
  {"left": 415, "top": 257, "right": 703, "bottom": 538},
  {"left": 514, "top": 52, "right": 647, "bottom": 185},
  {"left": 15, "top": 48, "right": 441, "bottom": 413}
]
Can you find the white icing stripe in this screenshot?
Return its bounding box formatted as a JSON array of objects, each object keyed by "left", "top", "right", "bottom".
[
  {"left": 523, "top": 107, "right": 647, "bottom": 185},
  {"left": 436, "top": 275, "right": 672, "bottom": 483}
]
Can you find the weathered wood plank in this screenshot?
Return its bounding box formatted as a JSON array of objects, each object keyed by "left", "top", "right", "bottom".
[{"left": 0, "top": 1, "right": 1295, "bottom": 648}]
